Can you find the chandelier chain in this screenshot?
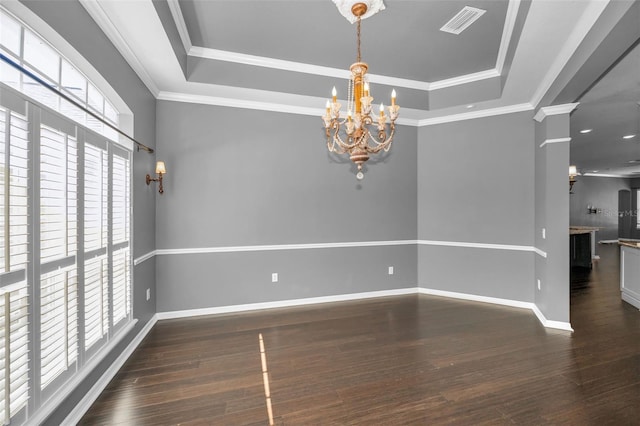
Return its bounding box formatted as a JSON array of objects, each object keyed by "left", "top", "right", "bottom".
[{"left": 357, "top": 17, "right": 361, "bottom": 63}]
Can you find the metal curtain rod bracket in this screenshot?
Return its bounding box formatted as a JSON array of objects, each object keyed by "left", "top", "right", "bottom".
[{"left": 0, "top": 52, "right": 154, "bottom": 154}]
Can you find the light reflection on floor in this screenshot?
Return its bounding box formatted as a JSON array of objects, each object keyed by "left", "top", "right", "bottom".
[{"left": 259, "top": 333, "right": 274, "bottom": 425}]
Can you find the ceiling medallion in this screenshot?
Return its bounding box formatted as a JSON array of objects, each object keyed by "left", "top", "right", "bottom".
[
  {"left": 323, "top": 1, "right": 399, "bottom": 180},
  {"left": 332, "top": 0, "right": 385, "bottom": 23}
]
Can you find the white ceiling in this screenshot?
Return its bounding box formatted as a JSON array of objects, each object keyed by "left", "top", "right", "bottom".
[
  {"left": 77, "top": 0, "right": 640, "bottom": 175},
  {"left": 570, "top": 41, "right": 640, "bottom": 178}
]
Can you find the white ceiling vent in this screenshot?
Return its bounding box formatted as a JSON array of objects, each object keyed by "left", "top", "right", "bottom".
[{"left": 440, "top": 6, "right": 486, "bottom": 35}]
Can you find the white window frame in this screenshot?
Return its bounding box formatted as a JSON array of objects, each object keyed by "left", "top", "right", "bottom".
[
  {"left": 0, "top": 3, "right": 134, "bottom": 150},
  {"left": 0, "top": 4, "right": 136, "bottom": 424}
]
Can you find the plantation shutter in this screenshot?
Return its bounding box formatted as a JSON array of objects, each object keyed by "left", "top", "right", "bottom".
[
  {"left": 0, "top": 103, "right": 30, "bottom": 423},
  {"left": 0, "top": 13, "right": 135, "bottom": 416},
  {"left": 84, "top": 142, "right": 108, "bottom": 351},
  {"left": 39, "top": 116, "right": 78, "bottom": 391},
  {"left": 111, "top": 152, "right": 130, "bottom": 327}
]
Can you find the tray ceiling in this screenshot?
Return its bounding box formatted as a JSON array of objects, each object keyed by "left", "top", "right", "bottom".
[{"left": 79, "top": 0, "right": 627, "bottom": 127}]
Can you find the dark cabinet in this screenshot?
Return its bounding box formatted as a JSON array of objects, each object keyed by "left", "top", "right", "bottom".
[{"left": 570, "top": 232, "right": 592, "bottom": 268}]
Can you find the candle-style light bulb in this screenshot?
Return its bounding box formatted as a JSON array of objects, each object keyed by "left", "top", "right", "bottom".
[
  {"left": 364, "top": 82, "right": 370, "bottom": 96},
  {"left": 325, "top": 100, "right": 330, "bottom": 114},
  {"left": 347, "top": 109, "right": 352, "bottom": 122},
  {"left": 391, "top": 89, "right": 396, "bottom": 106},
  {"left": 379, "top": 103, "right": 384, "bottom": 117},
  {"left": 332, "top": 87, "right": 337, "bottom": 102}
]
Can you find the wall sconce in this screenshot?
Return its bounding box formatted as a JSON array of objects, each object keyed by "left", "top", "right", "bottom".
[
  {"left": 146, "top": 161, "right": 166, "bottom": 194},
  {"left": 587, "top": 205, "right": 599, "bottom": 214},
  {"left": 569, "top": 165, "right": 577, "bottom": 193}
]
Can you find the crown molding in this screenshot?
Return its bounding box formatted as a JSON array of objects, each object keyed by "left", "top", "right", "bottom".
[
  {"left": 428, "top": 69, "right": 500, "bottom": 91},
  {"left": 533, "top": 103, "right": 579, "bottom": 122},
  {"left": 529, "top": 0, "right": 609, "bottom": 109},
  {"left": 417, "top": 102, "right": 533, "bottom": 127},
  {"left": 159, "top": 92, "right": 539, "bottom": 129},
  {"left": 158, "top": 90, "right": 323, "bottom": 116},
  {"left": 79, "top": 0, "right": 160, "bottom": 97},
  {"left": 496, "top": 0, "right": 521, "bottom": 75},
  {"left": 188, "top": 47, "right": 504, "bottom": 93},
  {"left": 189, "top": 46, "right": 351, "bottom": 80},
  {"left": 189, "top": 46, "right": 433, "bottom": 90},
  {"left": 157, "top": 91, "right": 420, "bottom": 126},
  {"left": 539, "top": 137, "right": 571, "bottom": 148},
  {"left": 166, "top": 0, "right": 192, "bottom": 54}
]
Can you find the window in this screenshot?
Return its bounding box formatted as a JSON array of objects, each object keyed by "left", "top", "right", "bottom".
[
  {"left": 0, "top": 9, "right": 119, "bottom": 141},
  {"left": 0, "top": 8, "right": 133, "bottom": 424},
  {"left": 39, "top": 116, "right": 78, "bottom": 392},
  {"left": 0, "top": 105, "right": 30, "bottom": 424},
  {"left": 112, "top": 154, "right": 131, "bottom": 327},
  {"left": 83, "top": 142, "right": 108, "bottom": 351}
]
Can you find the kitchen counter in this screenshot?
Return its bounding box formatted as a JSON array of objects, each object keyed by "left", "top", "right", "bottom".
[
  {"left": 569, "top": 226, "right": 600, "bottom": 235},
  {"left": 569, "top": 226, "right": 600, "bottom": 268},
  {"left": 619, "top": 240, "right": 640, "bottom": 249}
]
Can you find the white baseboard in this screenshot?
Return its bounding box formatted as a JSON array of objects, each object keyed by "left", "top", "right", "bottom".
[
  {"left": 622, "top": 289, "right": 640, "bottom": 310},
  {"left": 158, "top": 286, "right": 572, "bottom": 333},
  {"left": 156, "top": 288, "right": 418, "bottom": 320},
  {"left": 63, "top": 314, "right": 159, "bottom": 424},
  {"left": 531, "top": 304, "right": 574, "bottom": 331},
  {"left": 418, "top": 287, "right": 573, "bottom": 331},
  {"left": 31, "top": 319, "right": 137, "bottom": 425},
  {"left": 60, "top": 287, "right": 573, "bottom": 422},
  {"left": 418, "top": 287, "right": 536, "bottom": 311}
]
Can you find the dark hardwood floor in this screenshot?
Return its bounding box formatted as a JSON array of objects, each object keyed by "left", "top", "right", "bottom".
[{"left": 81, "top": 245, "right": 640, "bottom": 425}]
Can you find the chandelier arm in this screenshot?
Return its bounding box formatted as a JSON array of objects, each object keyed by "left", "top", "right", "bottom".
[
  {"left": 364, "top": 126, "right": 395, "bottom": 154},
  {"left": 330, "top": 122, "right": 358, "bottom": 152},
  {"left": 328, "top": 136, "right": 347, "bottom": 154},
  {"left": 327, "top": 121, "right": 344, "bottom": 153}
]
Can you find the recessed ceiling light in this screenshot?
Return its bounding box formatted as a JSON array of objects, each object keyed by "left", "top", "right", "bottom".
[
  {"left": 623, "top": 134, "right": 636, "bottom": 139},
  {"left": 466, "top": 104, "right": 474, "bottom": 109},
  {"left": 592, "top": 170, "right": 599, "bottom": 173},
  {"left": 580, "top": 129, "right": 592, "bottom": 134}
]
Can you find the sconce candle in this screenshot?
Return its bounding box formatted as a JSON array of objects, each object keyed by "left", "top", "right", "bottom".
[
  {"left": 146, "top": 160, "right": 166, "bottom": 194},
  {"left": 569, "top": 165, "right": 577, "bottom": 193}
]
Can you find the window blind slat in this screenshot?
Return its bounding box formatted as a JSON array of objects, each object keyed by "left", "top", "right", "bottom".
[
  {"left": 40, "top": 264, "right": 77, "bottom": 391},
  {"left": 2, "top": 12, "right": 131, "bottom": 423}
]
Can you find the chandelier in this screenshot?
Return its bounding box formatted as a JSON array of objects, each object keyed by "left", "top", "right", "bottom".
[{"left": 323, "top": 1, "right": 399, "bottom": 180}]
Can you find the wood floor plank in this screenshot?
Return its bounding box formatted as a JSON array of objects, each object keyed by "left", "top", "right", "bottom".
[{"left": 80, "top": 244, "right": 640, "bottom": 424}]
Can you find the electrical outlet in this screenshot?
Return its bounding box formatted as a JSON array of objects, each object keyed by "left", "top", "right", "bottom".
[
  {"left": 537, "top": 279, "right": 541, "bottom": 290},
  {"left": 272, "top": 273, "right": 278, "bottom": 283},
  {"left": 146, "top": 288, "right": 150, "bottom": 300},
  {"left": 388, "top": 266, "right": 394, "bottom": 275}
]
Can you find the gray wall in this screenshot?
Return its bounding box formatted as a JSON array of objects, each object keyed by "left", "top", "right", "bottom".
[
  {"left": 534, "top": 113, "right": 571, "bottom": 324},
  {"left": 19, "top": 1, "right": 158, "bottom": 424},
  {"left": 155, "top": 101, "right": 418, "bottom": 312},
  {"left": 569, "top": 175, "right": 631, "bottom": 241},
  {"left": 417, "top": 111, "right": 536, "bottom": 303},
  {"left": 18, "top": 0, "right": 635, "bottom": 421}
]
